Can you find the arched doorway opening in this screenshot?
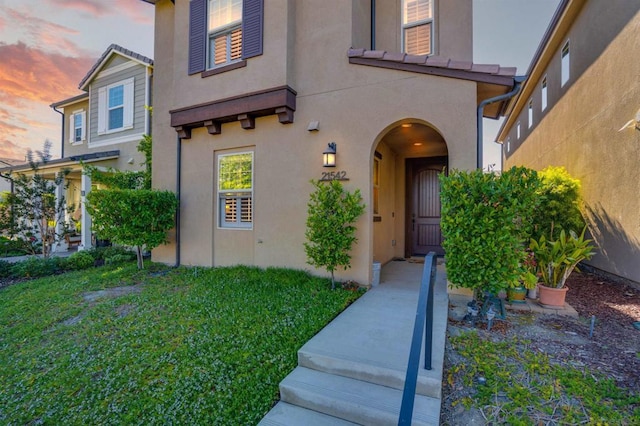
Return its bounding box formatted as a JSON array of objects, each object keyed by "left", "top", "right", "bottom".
[{"left": 372, "top": 120, "right": 448, "bottom": 265}]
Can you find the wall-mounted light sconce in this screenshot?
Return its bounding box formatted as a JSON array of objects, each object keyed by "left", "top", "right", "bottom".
[{"left": 323, "top": 142, "right": 337, "bottom": 167}]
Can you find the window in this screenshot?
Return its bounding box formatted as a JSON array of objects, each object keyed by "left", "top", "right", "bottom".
[
  {"left": 218, "top": 152, "right": 253, "bottom": 228},
  {"left": 208, "top": 0, "right": 242, "bottom": 68},
  {"left": 188, "top": 0, "right": 264, "bottom": 75},
  {"left": 69, "top": 110, "right": 86, "bottom": 143},
  {"left": 561, "top": 40, "right": 570, "bottom": 86},
  {"left": 541, "top": 76, "right": 548, "bottom": 111},
  {"left": 373, "top": 157, "right": 380, "bottom": 215},
  {"left": 97, "top": 77, "right": 134, "bottom": 135},
  {"left": 402, "top": 0, "right": 433, "bottom": 55},
  {"left": 517, "top": 122, "right": 521, "bottom": 139},
  {"left": 528, "top": 100, "right": 533, "bottom": 128},
  {"left": 506, "top": 137, "right": 511, "bottom": 153}
]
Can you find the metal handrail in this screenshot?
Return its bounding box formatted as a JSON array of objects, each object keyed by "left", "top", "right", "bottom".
[{"left": 398, "top": 252, "right": 437, "bottom": 425}]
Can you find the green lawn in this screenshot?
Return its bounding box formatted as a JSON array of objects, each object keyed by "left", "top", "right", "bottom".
[{"left": 0, "top": 263, "right": 362, "bottom": 425}]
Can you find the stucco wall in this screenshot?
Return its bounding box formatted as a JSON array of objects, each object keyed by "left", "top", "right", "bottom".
[
  {"left": 505, "top": 6, "right": 640, "bottom": 283},
  {"left": 151, "top": 0, "right": 478, "bottom": 284}
]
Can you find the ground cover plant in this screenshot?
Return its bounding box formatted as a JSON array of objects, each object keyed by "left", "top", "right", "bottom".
[{"left": 0, "top": 263, "right": 361, "bottom": 424}]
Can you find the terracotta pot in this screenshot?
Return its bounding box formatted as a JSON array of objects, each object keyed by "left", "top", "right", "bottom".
[{"left": 538, "top": 285, "right": 568, "bottom": 307}]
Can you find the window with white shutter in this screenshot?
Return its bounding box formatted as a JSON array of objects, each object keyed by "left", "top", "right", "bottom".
[
  {"left": 402, "top": 0, "right": 433, "bottom": 56},
  {"left": 69, "top": 110, "right": 86, "bottom": 144},
  {"left": 218, "top": 152, "right": 253, "bottom": 229},
  {"left": 97, "top": 77, "right": 134, "bottom": 135}
]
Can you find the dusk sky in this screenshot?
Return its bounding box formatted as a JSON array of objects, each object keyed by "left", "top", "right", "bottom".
[{"left": 0, "top": 0, "right": 559, "bottom": 167}]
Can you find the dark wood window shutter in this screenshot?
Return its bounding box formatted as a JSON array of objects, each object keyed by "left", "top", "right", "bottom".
[
  {"left": 241, "top": 0, "right": 264, "bottom": 59},
  {"left": 188, "top": 0, "right": 207, "bottom": 75}
]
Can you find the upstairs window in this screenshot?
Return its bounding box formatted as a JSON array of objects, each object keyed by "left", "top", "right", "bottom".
[
  {"left": 561, "top": 40, "right": 570, "bottom": 87},
  {"left": 97, "top": 77, "right": 134, "bottom": 135},
  {"left": 517, "top": 121, "right": 521, "bottom": 139},
  {"left": 506, "top": 137, "right": 511, "bottom": 153},
  {"left": 218, "top": 152, "right": 253, "bottom": 228},
  {"left": 208, "top": 0, "right": 243, "bottom": 68},
  {"left": 541, "top": 76, "right": 548, "bottom": 111},
  {"left": 528, "top": 100, "right": 533, "bottom": 128},
  {"left": 189, "top": 0, "right": 264, "bottom": 75},
  {"left": 70, "top": 110, "right": 86, "bottom": 144},
  {"left": 402, "top": 0, "right": 433, "bottom": 56}
]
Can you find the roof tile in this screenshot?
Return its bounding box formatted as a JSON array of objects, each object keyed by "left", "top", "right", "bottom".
[
  {"left": 382, "top": 52, "right": 406, "bottom": 62},
  {"left": 363, "top": 50, "right": 386, "bottom": 59},
  {"left": 348, "top": 48, "right": 366, "bottom": 57},
  {"left": 471, "top": 64, "right": 500, "bottom": 74},
  {"left": 425, "top": 56, "right": 450, "bottom": 68},
  {"left": 404, "top": 54, "right": 428, "bottom": 64},
  {"left": 448, "top": 60, "right": 473, "bottom": 71}
]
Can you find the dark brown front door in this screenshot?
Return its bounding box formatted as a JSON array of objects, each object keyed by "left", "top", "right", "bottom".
[{"left": 406, "top": 158, "right": 446, "bottom": 256}]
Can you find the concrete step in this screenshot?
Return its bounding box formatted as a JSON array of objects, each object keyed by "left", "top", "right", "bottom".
[
  {"left": 298, "top": 345, "right": 443, "bottom": 399},
  {"left": 278, "top": 367, "right": 440, "bottom": 426},
  {"left": 258, "top": 402, "right": 359, "bottom": 426}
]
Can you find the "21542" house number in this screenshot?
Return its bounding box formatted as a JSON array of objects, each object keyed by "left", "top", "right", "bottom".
[{"left": 320, "top": 171, "right": 349, "bottom": 181}]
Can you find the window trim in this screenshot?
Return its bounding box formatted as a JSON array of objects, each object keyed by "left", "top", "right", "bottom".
[
  {"left": 541, "top": 76, "right": 548, "bottom": 111},
  {"left": 516, "top": 121, "right": 521, "bottom": 140},
  {"left": 373, "top": 157, "right": 380, "bottom": 216},
  {"left": 217, "top": 151, "right": 254, "bottom": 230},
  {"left": 401, "top": 0, "right": 434, "bottom": 56},
  {"left": 561, "top": 40, "right": 570, "bottom": 87},
  {"left": 528, "top": 99, "right": 533, "bottom": 128}
]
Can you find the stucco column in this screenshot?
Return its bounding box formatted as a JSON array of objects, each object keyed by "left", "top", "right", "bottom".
[
  {"left": 79, "top": 173, "right": 92, "bottom": 251},
  {"left": 52, "top": 180, "right": 68, "bottom": 253}
]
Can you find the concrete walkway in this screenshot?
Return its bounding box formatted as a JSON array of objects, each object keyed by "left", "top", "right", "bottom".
[
  {"left": 260, "top": 259, "right": 448, "bottom": 425},
  {"left": 1, "top": 249, "right": 77, "bottom": 263}
]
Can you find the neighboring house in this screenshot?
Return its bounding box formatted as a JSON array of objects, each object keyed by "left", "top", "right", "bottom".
[
  {"left": 142, "top": 0, "right": 520, "bottom": 285},
  {"left": 497, "top": 0, "right": 640, "bottom": 284},
  {"left": 0, "top": 158, "right": 24, "bottom": 194},
  {"left": 0, "top": 44, "right": 153, "bottom": 251}
]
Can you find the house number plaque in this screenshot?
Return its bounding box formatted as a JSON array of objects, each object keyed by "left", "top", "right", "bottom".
[{"left": 320, "top": 171, "right": 349, "bottom": 181}]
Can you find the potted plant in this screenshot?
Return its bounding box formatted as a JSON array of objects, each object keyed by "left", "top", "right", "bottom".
[{"left": 529, "top": 227, "right": 595, "bottom": 306}]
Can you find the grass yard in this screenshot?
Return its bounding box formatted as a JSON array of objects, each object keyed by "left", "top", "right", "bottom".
[{"left": 0, "top": 263, "right": 362, "bottom": 425}]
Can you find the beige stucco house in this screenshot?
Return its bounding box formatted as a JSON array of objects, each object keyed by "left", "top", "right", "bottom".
[
  {"left": 497, "top": 0, "right": 640, "bottom": 284},
  {"left": 0, "top": 44, "right": 153, "bottom": 251},
  {"left": 143, "top": 0, "right": 520, "bottom": 285}
]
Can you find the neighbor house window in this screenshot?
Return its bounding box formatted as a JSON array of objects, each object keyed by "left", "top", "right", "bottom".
[
  {"left": 506, "top": 137, "right": 511, "bottom": 153},
  {"left": 561, "top": 40, "right": 570, "bottom": 86},
  {"left": 97, "top": 77, "right": 134, "bottom": 135},
  {"left": 208, "top": 0, "right": 242, "bottom": 68},
  {"left": 402, "top": 0, "right": 433, "bottom": 55},
  {"left": 69, "top": 110, "right": 86, "bottom": 143},
  {"left": 218, "top": 152, "right": 253, "bottom": 228},
  {"left": 528, "top": 100, "right": 533, "bottom": 128},
  {"left": 517, "top": 121, "right": 521, "bottom": 139},
  {"left": 541, "top": 76, "right": 548, "bottom": 111}
]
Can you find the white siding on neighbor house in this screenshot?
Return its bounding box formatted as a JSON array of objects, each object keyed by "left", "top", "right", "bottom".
[{"left": 89, "top": 63, "right": 148, "bottom": 147}]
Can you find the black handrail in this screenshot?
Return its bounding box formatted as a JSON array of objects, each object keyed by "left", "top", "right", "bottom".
[{"left": 398, "top": 252, "right": 437, "bottom": 425}]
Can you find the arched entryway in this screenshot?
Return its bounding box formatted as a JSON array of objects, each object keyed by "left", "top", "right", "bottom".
[{"left": 372, "top": 120, "right": 448, "bottom": 265}]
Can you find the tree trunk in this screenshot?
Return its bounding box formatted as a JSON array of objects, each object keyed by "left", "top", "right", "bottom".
[
  {"left": 136, "top": 245, "right": 144, "bottom": 269},
  {"left": 330, "top": 270, "right": 335, "bottom": 290}
]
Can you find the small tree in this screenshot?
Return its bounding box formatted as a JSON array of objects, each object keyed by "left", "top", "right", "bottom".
[
  {"left": 304, "top": 180, "right": 365, "bottom": 289},
  {"left": 0, "top": 141, "right": 71, "bottom": 258},
  {"left": 86, "top": 189, "right": 177, "bottom": 269}
]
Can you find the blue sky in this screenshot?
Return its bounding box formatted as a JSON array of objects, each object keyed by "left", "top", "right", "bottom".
[{"left": 0, "top": 0, "right": 559, "bottom": 165}]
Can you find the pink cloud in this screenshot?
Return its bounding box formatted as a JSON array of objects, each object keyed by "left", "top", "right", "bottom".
[
  {"left": 0, "top": 42, "right": 93, "bottom": 105},
  {"left": 0, "top": 138, "right": 28, "bottom": 160},
  {"left": 0, "top": 120, "right": 26, "bottom": 134},
  {"left": 48, "top": 0, "right": 153, "bottom": 24}
]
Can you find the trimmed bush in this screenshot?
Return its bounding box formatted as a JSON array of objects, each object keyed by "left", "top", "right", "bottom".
[
  {"left": 440, "top": 167, "right": 541, "bottom": 294},
  {"left": 64, "top": 251, "right": 95, "bottom": 271},
  {"left": 10, "top": 256, "right": 62, "bottom": 279},
  {"left": 0, "top": 259, "right": 12, "bottom": 278}
]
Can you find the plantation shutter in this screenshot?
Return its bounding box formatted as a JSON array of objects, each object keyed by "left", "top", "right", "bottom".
[
  {"left": 188, "top": 0, "right": 207, "bottom": 75},
  {"left": 123, "top": 78, "right": 134, "bottom": 129},
  {"left": 97, "top": 87, "right": 107, "bottom": 135},
  {"left": 241, "top": 0, "right": 263, "bottom": 59}
]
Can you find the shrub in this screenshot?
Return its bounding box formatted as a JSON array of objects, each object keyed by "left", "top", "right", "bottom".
[
  {"left": 440, "top": 167, "right": 541, "bottom": 294},
  {"left": 64, "top": 251, "right": 95, "bottom": 271},
  {"left": 0, "top": 259, "right": 12, "bottom": 278},
  {"left": 0, "top": 237, "right": 29, "bottom": 257},
  {"left": 10, "top": 256, "right": 62, "bottom": 278},
  {"left": 532, "top": 166, "right": 585, "bottom": 240}
]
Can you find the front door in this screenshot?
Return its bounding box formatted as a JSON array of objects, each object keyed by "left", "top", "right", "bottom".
[{"left": 407, "top": 158, "right": 446, "bottom": 256}]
